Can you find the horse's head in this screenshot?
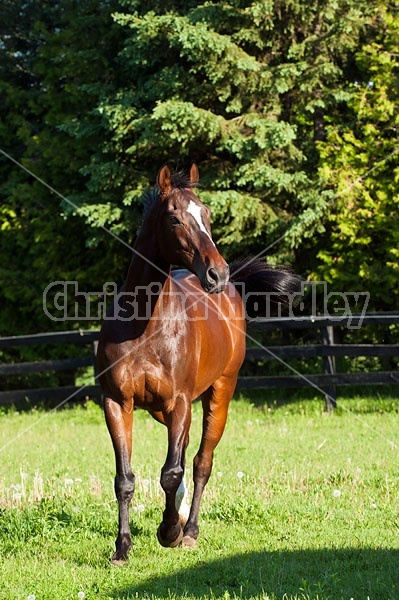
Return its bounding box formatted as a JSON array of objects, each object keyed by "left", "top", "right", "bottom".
[{"left": 156, "top": 164, "right": 229, "bottom": 294}]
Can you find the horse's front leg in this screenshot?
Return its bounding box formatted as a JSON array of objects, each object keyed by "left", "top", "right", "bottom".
[
  {"left": 157, "top": 397, "right": 191, "bottom": 548},
  {"left": 104, "top": 396, "right": 134, "bottom": 563}
]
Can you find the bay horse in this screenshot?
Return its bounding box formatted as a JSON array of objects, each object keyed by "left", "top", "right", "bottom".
[{"left": 97, "top": 164, "right": 300, "bottom": 563}]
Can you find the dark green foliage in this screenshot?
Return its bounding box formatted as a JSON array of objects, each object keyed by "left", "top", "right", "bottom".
[
  {"left": 0, "top": 0, "right": 123, "bottom": 339},
  {"left": 314, "top": 1, "right": 399, "bottom": 309},
  {"left": 78, "top": 0, "right": 371, "bottom": 263},
  {"left": 1, "top": 0, "right": 398, "bottom": 350}
]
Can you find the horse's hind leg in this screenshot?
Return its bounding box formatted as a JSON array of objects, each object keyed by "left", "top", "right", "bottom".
[
  {"left": 182, "top": 376, "right": 236, "bottom": 548},
  {"left": 104, "top": 397, "right": 134, "bottom": 563},
  {"left": 157, "top": 397, "right": 191, "bottom": 548}
]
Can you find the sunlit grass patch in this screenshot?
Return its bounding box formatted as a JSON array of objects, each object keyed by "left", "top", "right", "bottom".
[{"left": 0, "top": 396, "right": 398, "bottom": 599}]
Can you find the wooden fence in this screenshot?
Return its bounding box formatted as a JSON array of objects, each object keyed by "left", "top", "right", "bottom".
[{"left": 0, "top": 313, "right": 398, "bottom": 409}]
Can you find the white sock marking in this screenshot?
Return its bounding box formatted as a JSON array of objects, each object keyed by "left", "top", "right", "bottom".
[{"left": 175, "top": 474, "right": 190, "bottom": 523}]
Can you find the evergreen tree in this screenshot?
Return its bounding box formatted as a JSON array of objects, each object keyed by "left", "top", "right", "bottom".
[{"left": 76, "top": 0, "right": 371, "bottom": 267}]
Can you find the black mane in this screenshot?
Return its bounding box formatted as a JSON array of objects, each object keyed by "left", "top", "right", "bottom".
[
  {"left": 170, "top": 171, "right": 197, "bottom": 190},
  {"left": 141, "top": 188, "right": 158, "bottom": 219}
]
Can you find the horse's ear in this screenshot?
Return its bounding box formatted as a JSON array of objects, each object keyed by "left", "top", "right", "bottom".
[
  {"left": 189, "top": 163, "right": 199, "bottom": 185},
  {"left": 157, "top": 164, "right": 172, "bottom": 197}
]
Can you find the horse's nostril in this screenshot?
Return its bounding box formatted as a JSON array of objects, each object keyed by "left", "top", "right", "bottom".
[{"left": 207, "top": 267, "right": 219, "bottom": 284}]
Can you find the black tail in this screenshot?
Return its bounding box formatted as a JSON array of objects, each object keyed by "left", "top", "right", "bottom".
[{"left": 229, "top": 257, "right": 302, "bottom": 320}]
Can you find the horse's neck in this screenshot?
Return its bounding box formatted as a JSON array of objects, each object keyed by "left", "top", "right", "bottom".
[
  {"left": 124, "top": 210, "right": 169, "bottom": 289},
  {"left": 124, "top": 252, "right": 169, "bottom": 293},
  {"left": 122, "top": 232, "right": 172, "bottom": 319}
]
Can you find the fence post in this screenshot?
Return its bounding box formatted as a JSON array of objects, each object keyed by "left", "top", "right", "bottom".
[
  {"left": 321, "top": 325, "right": 336, "bottom": 411},
  {"left": 92, "top": 340, "right": 99, "bottom": 377},
  {"left": 92, "top": 340, "right": 102, "bottom": 404}
]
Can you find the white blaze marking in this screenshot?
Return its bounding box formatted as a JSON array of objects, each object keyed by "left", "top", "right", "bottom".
[{"left": 187, "top": 200, "right": 215, "bottom": 245}]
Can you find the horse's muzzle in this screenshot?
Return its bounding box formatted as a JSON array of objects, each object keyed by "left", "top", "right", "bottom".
[{"left": 203, "top": 264, "right": 230, "bottom": 294}]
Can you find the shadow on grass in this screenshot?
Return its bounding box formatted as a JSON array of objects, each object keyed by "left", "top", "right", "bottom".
[{"left": 111, "top": 547, "right": 399, "bottom": 599}]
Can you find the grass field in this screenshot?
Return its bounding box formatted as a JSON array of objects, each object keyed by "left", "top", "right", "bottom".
[{"left": 0, "top": 392, "right": 398, "bottom": 600}]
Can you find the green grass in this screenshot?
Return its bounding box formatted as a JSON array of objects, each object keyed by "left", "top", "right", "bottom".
[{"left": 0, "top": 393, "right": 399, "bottom": 600}]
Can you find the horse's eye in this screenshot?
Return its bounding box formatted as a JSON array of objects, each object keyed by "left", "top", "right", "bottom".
[{"left": 169, "top": 215, "right": 182, "bottom": 226}]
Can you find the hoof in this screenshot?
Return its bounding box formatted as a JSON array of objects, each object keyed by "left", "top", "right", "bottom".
[
  {"left": 110, "top": 548, "right": 129, "bottom": 566},
  {"left": 111, "top": 534, "right": 131, "bottom": 564},
  {"left": 181, "top": 535, "right": 198, "bottom": 549},
  {"left": 157, "top": 523, "right": 183, "bottom": 548},
  {"left": 110, "top": 557, "right": 128, "bottom": 567}
]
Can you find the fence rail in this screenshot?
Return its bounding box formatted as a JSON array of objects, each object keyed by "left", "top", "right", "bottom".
[{"left": 1, "top": 313, "right": 398, "bottom": 409}]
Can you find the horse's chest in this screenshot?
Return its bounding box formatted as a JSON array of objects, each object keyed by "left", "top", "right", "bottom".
[
  {"left": 100, "top": 319, "right": 200, "bottom": 411},
  {"left": 122, "top": 346, "right": 189, "bottom": 410}
]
